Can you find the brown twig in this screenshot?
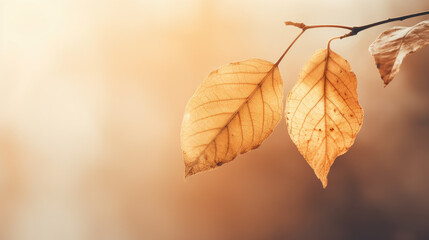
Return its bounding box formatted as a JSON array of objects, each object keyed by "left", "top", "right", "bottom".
[
  {"left": 341, "top": 10, "right": 429, "bottom": 38},
  {"left": 277, "top": 11, "right": 429, "bottom": 66},
  {"left": 285, "top": 10, "right": 429, "bottom": 39},
  {"left": 285, "top": 21, "right": 352, "bottom": 31}
]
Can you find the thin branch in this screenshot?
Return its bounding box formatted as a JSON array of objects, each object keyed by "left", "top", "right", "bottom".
[
  {"left": 279, "top": 10, "right": 429, "bottom": 65},
  {"left": 285, "top": 10, "right": 429, "bottom": 39},
  {"left": 341, "top": 10, "right": 429, "bottom": 38},
  {"left": 305, "top": 24, "right": 353, "bottom": 30},
  {"left": 285, "top": 21, "right": 352, "bottom": 31}
]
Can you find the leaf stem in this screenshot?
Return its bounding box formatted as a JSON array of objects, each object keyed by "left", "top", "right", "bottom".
[
  {"left": 327, "top": 36, "right": 341, "bottom": 51},
  {"left": 275, "top": 29, "right": 306, "bottom": 65}
]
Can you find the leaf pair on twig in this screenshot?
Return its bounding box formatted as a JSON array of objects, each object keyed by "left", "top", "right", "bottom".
[{"left": 180, "top": 20, "right": 429, "bottom": 188}]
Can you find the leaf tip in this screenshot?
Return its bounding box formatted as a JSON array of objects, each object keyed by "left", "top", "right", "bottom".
[
  {"left": 322, "top": 179, "right": 328, "bottom": 189},
  {"left": 184, "top": 163, "right": 195, "bottom": 178},
  {"left": 319, "top": 175, "right": 328, "bottom": 189},
  {"left": 313, "top": 166, "right": 329, "bottom": 188},
  {"left": 383, "top": 79, "right": 391, "bottom": 87}
]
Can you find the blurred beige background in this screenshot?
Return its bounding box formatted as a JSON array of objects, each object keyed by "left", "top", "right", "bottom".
[{"left": 0, "top": 0, "right": 429, "bottom": 239}]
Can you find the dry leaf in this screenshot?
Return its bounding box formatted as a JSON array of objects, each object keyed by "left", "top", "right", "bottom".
[
  {"left": 181, "top": 59, "right": 283, "bottom": 177},
  {"left": 286, "top": 49, "right": 364, "bottom": 188},
  {"left": 369, "top": 20, "right": 429, "bottom": 86}
]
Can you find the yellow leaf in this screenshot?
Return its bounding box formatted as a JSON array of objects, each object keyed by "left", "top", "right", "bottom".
[
  {"left": 181, "top": 59, "right": 283, "bottom": 177},
  {"left": 286, "top": 49, "right": 363, "bottom": 188},
  {"left": 369, "top": 20, "right": 429, "bottom": 86}
]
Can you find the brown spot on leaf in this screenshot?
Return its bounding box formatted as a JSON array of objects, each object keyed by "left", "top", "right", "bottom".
[{"left": 285, "top": 48, "right": 364, "bottom": 188}]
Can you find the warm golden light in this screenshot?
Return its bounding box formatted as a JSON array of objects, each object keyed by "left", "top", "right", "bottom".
[{"left": 0, "top": 0, "right": 428, "bottom": 239}]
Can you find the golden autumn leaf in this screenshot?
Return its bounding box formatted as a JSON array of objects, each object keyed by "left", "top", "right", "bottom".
[
  {"left": 369, "top": 20, "right": 429, "bottom": 86},
  {"left": 286, "top": 49, "right": 364, "bottom": 188},
  {"left": 181, "top": 59, "right": 283, "bottom": 177}
]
